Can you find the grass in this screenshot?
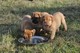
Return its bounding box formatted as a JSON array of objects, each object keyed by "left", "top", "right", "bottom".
[{"left": 0, "top": 0, "right": 80, "bottom": 53}]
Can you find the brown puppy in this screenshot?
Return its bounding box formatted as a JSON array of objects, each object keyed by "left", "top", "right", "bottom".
[
  {"left": 31, "top": 12, "right": 49, "bottom": 35},
  {"left": 42, "top": 12, "right": 67, "bottom": 40},
  {"left": 21, "top": 15, "right": 36, "bottom": 41}
]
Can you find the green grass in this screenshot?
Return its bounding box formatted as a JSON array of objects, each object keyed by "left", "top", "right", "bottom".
[{"left": 0, "top": 0, "right": 80, "bottom": 53}]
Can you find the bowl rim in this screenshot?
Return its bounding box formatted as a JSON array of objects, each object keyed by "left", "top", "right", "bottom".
[{"left": 18, "top": 36, "right": 48, "bottom": 45}]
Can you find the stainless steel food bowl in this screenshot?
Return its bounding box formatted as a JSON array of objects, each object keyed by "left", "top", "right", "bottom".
[{"left": 18, "top": 36, "right": 48, "bottom": 45}]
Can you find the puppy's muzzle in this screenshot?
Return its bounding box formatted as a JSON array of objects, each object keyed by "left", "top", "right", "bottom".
[{"left": 32, "top": 17, "right": 39, "bottom": 24}]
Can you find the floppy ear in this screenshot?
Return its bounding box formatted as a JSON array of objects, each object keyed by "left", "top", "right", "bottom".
[
  {"left": 50, "top": 15, "right": 54, "bottom": 22},
  {"left": 31, "top": 29, "right": 36, "bottom": 35}
]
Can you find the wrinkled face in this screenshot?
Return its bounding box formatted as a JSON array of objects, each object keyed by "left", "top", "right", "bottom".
[
  {"left": 42, "top": 15, "right": 53, "bottom": 27},
  {"left": 32, "top": 12, "right": 41, "bottom": 24},
  {"left": 23, "top": 29, "right": 35, "bottom": 41}
]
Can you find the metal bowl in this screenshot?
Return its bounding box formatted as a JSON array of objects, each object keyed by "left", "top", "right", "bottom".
[{"left": 18, "top": 36, "right": 48, "bottom": 45}]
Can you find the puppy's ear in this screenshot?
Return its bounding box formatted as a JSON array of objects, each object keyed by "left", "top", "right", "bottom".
[
  {"left": 50, "top": 15, "right": 54, "bottom": 22},
  {"left": 31, "top": 29, "right": 36, "bottom": 35}
]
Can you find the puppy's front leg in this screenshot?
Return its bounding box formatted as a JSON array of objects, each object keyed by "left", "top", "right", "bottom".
[{"left": 50, "top": 29, "right": 56, "bottom": 40}]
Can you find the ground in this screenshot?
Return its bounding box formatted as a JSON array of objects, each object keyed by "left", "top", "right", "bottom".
[{"left": 0, "top": 0, "right": 80, "bottom": 53}]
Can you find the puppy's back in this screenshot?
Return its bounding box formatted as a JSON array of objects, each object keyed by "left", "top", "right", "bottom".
[
  {"left": 53, "top": 12, "right": 67, "bottom": 31},
  {"left": 21, "top": 15, "right": 34, "bottom": 31},
  {"left": 53, "top": 12, "right": 65, "bottom": 27},
  {"left": 53, "top": 12, "right": 65, "bottom": 19},
  {"left": 22, "top": 15, "right": 32, "bottom": 22}
]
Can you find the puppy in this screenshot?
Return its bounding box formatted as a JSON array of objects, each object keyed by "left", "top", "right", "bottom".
[
  {"left": 31, "top": 12, "right": 49, "bottom": 35},
  {"left": 42, "top": 12, "right": 67, "bottom": 40},
  {"left": 21, "top": 15, "right": 36, "bottom": 41}
]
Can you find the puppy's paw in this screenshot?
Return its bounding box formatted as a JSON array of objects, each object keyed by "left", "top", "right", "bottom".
[{"left": 64, "top": 28, "right": 67, "bottom": 31}]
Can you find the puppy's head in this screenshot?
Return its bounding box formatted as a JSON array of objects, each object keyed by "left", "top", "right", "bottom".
[
  {"left": 23, "top": 29, "right": 36, "bottom": 41},
  {"left": 32, "top": 12, "right": 42, "bottom": 18},
  {"left": 32, "top": 12, "right": 42, "bottom": 24},
  {"left": 42, "top": 14, "right": 54, "bottom": 28}
]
